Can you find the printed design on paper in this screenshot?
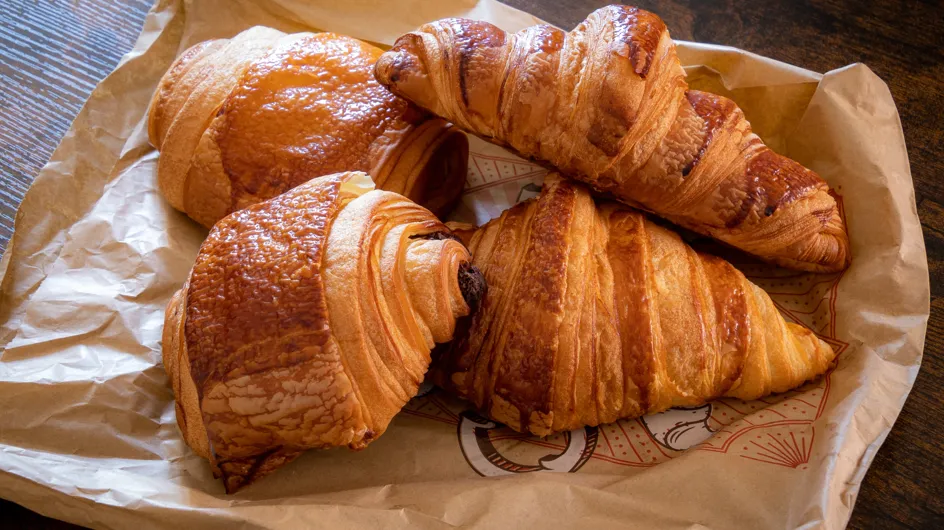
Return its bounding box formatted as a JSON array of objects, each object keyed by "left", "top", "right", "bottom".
[
  {"left": 414, "top": 151, "right": 849, "bottom": 475},
  {"left": 457, "top": 411, "right": 597, "bottom": 476},
  {"left": 464, "top": 152, "right": 547, "bottom": 194}
]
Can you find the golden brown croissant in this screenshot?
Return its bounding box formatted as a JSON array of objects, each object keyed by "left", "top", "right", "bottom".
[
  {"left": 149, "top": 27, "right": 469, "bottom": 227},
  {"left": 432, "top": 174, "right": 836, "bottom": 437},
  {"left": 162, "top": 171, "right": 485, "bottom": 492},
  {"left": 375, "top": 5, "right": 851, "bottom": 272}
]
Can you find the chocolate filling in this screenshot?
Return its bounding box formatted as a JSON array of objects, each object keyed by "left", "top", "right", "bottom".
[
  {"left": 457, "top": 262, "right": 486, "bottom": 314},
  {"left": 409, "top": 230, "right": 462, "bottom": 242},
  {"left": 410, "top": 231, "right": 486, "bottom": 313}
]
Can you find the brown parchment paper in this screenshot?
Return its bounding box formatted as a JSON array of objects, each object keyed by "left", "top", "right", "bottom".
[{"left": 0, "top": 1, "right": 929, "bottom": 528}]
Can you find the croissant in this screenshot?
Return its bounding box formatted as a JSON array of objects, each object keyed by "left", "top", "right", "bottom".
[
  {"left": 149, "top": 27, "right": 468, "bottom": 227},
  {"left": 432, "top": 174, "right": 836, "bottom": 436},
  {"left": 375, "top": 5, "right": 851, "bottom": 272},
  {"left": 162, "top": 171, "right": 485, "bottom": 492}
]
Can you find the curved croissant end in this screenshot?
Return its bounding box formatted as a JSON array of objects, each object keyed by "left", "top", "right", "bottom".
[
  {"left": 162, "top": 171, "right": 484, "bottom": 492},
  {"left": 375, "top": 5, "right": 850, "bottom": 272},
  {"left": 149, "top": 28, "right": 468, "bottom": 227},
  {"left": 432, "top": 174, "right": 836, "bottom": 436}
]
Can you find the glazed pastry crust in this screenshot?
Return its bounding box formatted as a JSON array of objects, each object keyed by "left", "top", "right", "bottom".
[
  {"left": 149, "top": 29, "right": 468, "bottom": 227},
  {"left": 162, "top": 172, "right": 477, "bottom": 492},
  {"left": 434, "top": 175, "right": 836, "bottom": 436},
  {"left": 375, "top": 6, "right": 850, "bottom": 272}
]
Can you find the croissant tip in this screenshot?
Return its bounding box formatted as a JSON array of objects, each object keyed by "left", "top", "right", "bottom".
[
  {"left": 373, "top": 51, "right": 395, "bottom": 85},
  {"left": 376, "top": 31, "right": 431, "bottom": 86},
  {"left": 222, "top": 476, "right": 245, "bottom": 495},
  {"left": 375, "top": 47, "right": 414, "bottom": 87}
]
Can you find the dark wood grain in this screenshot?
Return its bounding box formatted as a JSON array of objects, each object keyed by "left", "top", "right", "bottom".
[
  {"left": 0, "top": 0, "right": 940, "bottom": 528},
  {"left": 0, "top": 0, "right": 153, "bottom": 527}
]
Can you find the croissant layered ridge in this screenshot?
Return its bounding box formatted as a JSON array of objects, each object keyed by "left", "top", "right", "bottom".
[
  {"left": 434, "top": 175, "right": 836, "bottom": 436},
  {"left": 375, "top": 5, "right": 850, "bottom": 272},
  {"left": 149, "top": 28, "right": 468, "bottom": 227},
  {"left": 162, "top": 172, "right": 483, "bottom": 492}
]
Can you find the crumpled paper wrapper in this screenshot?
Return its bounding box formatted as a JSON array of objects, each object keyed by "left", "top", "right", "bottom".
[{"left": 0, "top": 0, "right": 929, "bottom": 528}]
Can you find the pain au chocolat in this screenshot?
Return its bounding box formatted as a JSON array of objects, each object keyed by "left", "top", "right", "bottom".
[
  {"left": 162, "top": 172, "right": 484, "bottom": 492},
  {"left": 149, "top": 28, "right": 468, "bottom": 227}
]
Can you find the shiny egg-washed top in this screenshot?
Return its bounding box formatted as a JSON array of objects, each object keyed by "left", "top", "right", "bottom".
[
  {"left": 149, "top": 29, "right": 467, "bottom": 228},
  {"left": 164, "top": 172, "right": 478, "bottom": 492},
  {"left": 217, "top": 33, "right": 426, "bottom": 210}
]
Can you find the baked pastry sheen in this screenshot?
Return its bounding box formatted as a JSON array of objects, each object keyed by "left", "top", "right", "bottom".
[
  {"left": 375, "top": 5, "right": 851, "bottom": 272},
  {"left": 149, "top": 28, "right": 468, "bottom": 227},
  {"left": 162, "top": 172, "right": 484, "bottom": 492},
  {"left": 433, "top": 174, "right": 836, "bottom": 436}
]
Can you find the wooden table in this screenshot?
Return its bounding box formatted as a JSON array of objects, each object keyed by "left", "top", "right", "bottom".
[{"left": 1, "top": 0, "right": 940, "bottom": 527}]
